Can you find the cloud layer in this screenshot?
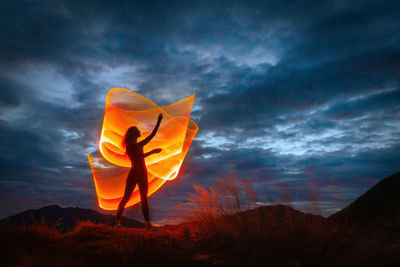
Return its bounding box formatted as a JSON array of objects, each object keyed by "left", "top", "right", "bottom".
[{"left": 0, "top": 0, "right": 399, "bottom": 222}]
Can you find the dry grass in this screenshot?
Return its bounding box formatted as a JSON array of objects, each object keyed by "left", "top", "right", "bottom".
[{"left": 186, "top": 178, "right": 257, "bottom": 224}]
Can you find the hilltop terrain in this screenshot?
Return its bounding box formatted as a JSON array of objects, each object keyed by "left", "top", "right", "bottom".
[{"left": 0, "top": 173, "right": 399, "bottom": 266}]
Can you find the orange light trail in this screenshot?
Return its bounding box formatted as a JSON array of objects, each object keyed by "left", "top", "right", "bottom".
[{"left": 87, "top": 88, "right": 198, "bottom": 210}]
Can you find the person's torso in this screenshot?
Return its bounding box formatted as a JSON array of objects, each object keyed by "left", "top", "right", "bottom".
[{"left": 126, "top": 144, "right": 146, "bottom": 171}]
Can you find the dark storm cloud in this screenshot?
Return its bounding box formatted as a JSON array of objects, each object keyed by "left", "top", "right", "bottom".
[
  {"left": 0, "top": 76, "right": 24, "bottom": 108},
  {"left": 323, "top": 88, "right": 400, "bottom": 120},
  {"left": 0, "top": 0, "right": 399, "bottom": 221},
  {"left": 0, "top": 119, "right": 61, "bottom": 175},
  {"left": 198, "top": 46, "right": 400, "bottom": 134}
]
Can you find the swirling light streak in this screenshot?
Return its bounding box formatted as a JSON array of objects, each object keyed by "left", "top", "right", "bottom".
[{"left": 88, "top": 88, "right": 198, "bottom": 210}]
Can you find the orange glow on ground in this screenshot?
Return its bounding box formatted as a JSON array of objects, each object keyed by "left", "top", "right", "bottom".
[{"left": 88, "top": 88, "right": 198, "bottom": 210}]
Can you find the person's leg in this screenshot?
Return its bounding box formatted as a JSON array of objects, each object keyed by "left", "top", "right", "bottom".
[
  {"left": 116, "top": 176, "right": 137, "bottom": 225},
  {"left": 138, "top": 176, "right": 150, "bottom": 223}
]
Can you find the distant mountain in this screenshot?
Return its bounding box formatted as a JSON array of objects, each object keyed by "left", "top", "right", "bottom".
[
  {"left": 330, "top": 172, "right": 400, "bottom": 232},
  {"left": 238, "top": 204, "right": 326, "bottom": 223},
  {"left": 0, "top": 205, "right": 144, "bottom": 233}
]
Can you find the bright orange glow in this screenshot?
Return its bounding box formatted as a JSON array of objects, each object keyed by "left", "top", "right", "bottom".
[{"left": 87, "top": 88, "right": 198, "bottom": 210}]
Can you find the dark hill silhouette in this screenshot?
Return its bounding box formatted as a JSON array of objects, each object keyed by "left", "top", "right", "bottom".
[
  {"left": 238, "top": 204, "right": 326, "bottom": 223},
  {"left": 0, "top": 205, "right": 144, "bottom": 232},
  {"left": 330, "top": 172, "right": 400, "bottom": 233}
]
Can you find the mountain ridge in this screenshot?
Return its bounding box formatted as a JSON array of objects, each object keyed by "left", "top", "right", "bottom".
[
  {"left": 0, "top": 204, "right": 144, "bottom": 232},
  {"left": 330, "top": 172, "right": 400, "bottom": 224}
]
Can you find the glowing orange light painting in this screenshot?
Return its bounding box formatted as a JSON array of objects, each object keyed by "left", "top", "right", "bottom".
[{"left": 87, "top": 88, "right": 198, "bottom": 210}]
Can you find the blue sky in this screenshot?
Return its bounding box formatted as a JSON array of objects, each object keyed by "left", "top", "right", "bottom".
[{"left": 0, "top": 0, "right": 399, "bottom": 223}]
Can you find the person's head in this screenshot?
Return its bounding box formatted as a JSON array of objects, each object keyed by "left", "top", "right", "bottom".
[{"left": 122, "top": 126, "right": 141, "bottom": 150}]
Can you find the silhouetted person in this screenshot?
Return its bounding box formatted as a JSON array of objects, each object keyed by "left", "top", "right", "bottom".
[{"left": 115, "top": 113, "right": 163, "bottom": 228}]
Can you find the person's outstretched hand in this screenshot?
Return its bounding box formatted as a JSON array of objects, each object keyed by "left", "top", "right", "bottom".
[
  {"left": 153, "top": 148, "right": 162, "bottom": 153},
  {"left": 158, "top": 113, "right": 163, "bottom": 122}
]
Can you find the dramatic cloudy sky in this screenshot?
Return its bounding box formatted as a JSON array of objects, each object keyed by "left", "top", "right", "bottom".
[{"left": 1, "top": 0, "right": 399, "bottom": 223}]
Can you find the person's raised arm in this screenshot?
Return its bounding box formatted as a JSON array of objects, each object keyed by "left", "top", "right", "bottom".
[{"left": 139, "top": 113, "right": 163, "bottom": 146}]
